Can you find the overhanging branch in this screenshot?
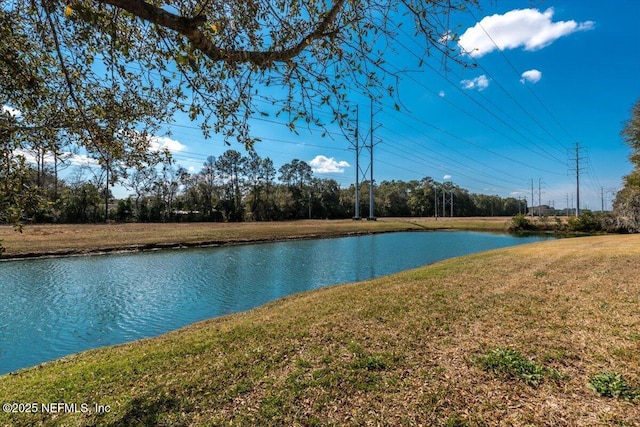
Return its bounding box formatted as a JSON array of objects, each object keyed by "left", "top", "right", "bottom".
[{"left": 98, "top": 0, "right": 347, "bottom": 66}]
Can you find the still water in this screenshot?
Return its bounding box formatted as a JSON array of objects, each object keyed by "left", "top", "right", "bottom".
[{"left": 0, "top": 231, "right": 549, "bottom": 374}]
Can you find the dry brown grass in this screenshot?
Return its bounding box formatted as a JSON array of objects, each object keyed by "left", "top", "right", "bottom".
[
  {"left": 0, "top": 217, "right": 512, "bottom": 258},
  {"left": 1, "top": 234, "right": 638, "bottom": 426}
]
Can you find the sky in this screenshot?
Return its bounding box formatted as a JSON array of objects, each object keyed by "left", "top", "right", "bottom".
[
  {"left": 13, "top": 0, "right": 640, "bottom": 212},
  {"left": 158, "top": 0, "right": 640, "bottom": 212}
]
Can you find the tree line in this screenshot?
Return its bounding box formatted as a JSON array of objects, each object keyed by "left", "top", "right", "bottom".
[
  {"left": 7, "top": 149, "right": 528, "bottom": 224},
  {"left": 3, "top": 3, "right": 638, "bottom": 233}
]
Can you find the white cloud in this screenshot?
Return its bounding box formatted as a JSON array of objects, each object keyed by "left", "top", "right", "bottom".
[
  {"left": 438, "top": 90, "right": 446, "bottom": 98},
  {"left": 2, "top": 105, "right": 22, "bottom": 117},
  {"left": 13, "top": 149, "right": 98, "bottom": 167},
  {"left": 67, "top": 153, "right": 99, "bottom": 166},
  {"left": 520, "top": 69, "right": 542, "bottom": 84},
  {"left": 309, "top": 155, "right": 350, "bottom": 174},
  {"left": 461, "top": 74, "right": 490, "bottom": 91},
  {"left": 443, "top": 174, "right": 452, "bottom": 180},
  {"left": 12, "top": 133, "right": 186, "bottom": 170},
  {"left": 458, "top": 8, "right": 595, "bottom": 58},
  {"left": 149, "top": 136, "right": 186, "bottom": 153}
]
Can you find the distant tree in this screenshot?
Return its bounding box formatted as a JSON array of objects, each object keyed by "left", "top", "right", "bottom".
[
  {"left": 244, "top": 151, "right": 277, "bottom": 221},
  {"left": 59, "top": 181, "right": 102, "bottom": 223},
  {"left": 3, "top": 0, "right": 481, "bottom": 233},
  {"left": 451, "top": 185, "right": 474, "bottom": 216},
  {"left": 162, "top": 165, "right": 184, "bottom": 221},
  {"left": 0, "top": 111, "right": 40, "bottom": 227},
  {"left": 115, "top": 198, "right": 134, "bottom": 222},
  {"left": 278, "top": 159, "right": 313, "bottom": 189},
  {"left": 312, "top": 178, "right": 343, "bottom": 219},
  {"left": 377, "top": 180, "right": 412, "bottom": 217},
  {"left": 407, "top": 178, "right": 437, "bottom": 217},
  {"left": 126, "top": 167, "right": 157, "bottom": 219},
  {"left": 260, "top": 157, "right": 278, "bottom": 220},
  {"left": 613, "top": 98, "right": 640, "bottom": 232},
  {"left": 278, "top": 159, "right": 313, "bottom": 219},
  {"left": 216, "top": 150, "right": 246, "bottom": 221},
  {"left": 503, "top": 197, "right": 524, "bottom": 216},
  {"left": 198, "top": 155, "right": 219, "bottom": 220}
]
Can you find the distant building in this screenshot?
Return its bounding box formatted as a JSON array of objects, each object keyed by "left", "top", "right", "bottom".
[{"left": 527, "top": 205, "right": 557, "bottom": 216}]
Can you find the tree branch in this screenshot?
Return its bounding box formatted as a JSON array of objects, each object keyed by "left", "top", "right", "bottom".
[{"left": 97, "top": 0, "right": 347, "bottom": 67}]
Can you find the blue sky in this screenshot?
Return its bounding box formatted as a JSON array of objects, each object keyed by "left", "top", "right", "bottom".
[
  {"left": 14, "top": 0, "right": 635, "bottom": 211},
  {"left": 155, "top": 0, "right": 639, "bottom": 212}
]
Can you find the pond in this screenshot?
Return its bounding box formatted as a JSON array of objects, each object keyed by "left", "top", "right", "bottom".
[{"left": 0, "top": 231, "right": 550, "bottom": 374}]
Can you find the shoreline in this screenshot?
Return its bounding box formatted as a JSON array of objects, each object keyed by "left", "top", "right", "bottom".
[
  {"left": 1, "top": 233, "right": 638, "bottom": 425},
  {"left": 0, "top": 228, "right": 417, "bottom": 261},
  {"left": 0, "top": 217, "right": 514, "bottom": 261}
]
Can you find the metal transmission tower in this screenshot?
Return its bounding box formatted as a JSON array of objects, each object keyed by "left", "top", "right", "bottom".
[
  {"left": 349, "top": 102, "right": 380, "bottom": 220},
  {"left": 366, "top": 99, "right": 382, "bottom": 221},
  {"left": 530, "top": 179, "right": 535, "bottom": 217},
  {"left": 441, "top": 177, "right": 453, "bottom": 217},
  {"left": 434, "top": 185, "right": 438, "bottom": 219},
  {"left": 538, "top": 178, "right": 544, "bottom": 216},
  {"left": 350, "top": 106, "right": 362, "bottom": 220},
  {"left": 568, "top": 143, "right": 587, "bottom": 216},
  {"left": 450, "top": 186, "right": 454, "bottom": 217}
]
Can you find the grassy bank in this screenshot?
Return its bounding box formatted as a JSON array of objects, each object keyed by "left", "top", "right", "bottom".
[
  {"left": 0, "top": 217, "right": 513, "bottom": 259},
  {"left": 1, "top": 234, "right": 638, "bottom": 426}
]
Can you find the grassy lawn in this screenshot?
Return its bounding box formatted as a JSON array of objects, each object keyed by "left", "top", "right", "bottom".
[
  {"left": 0, "top": 234, "right": 638, "bottom": 426},
  {"left": 0, "top": 217, "right": 514, "bottom": 258}
]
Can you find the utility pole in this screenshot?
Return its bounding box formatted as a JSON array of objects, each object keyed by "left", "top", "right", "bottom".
[
  {"left": 530, "top": 179, "right": 535, "bottom": 217},
  {"left": 576, "top": 143, "right": 580, "bottom": 216},
  {"left": 601, "top": 187, "right": 605, "bottom": 212},
  {"left": 450, "top": 184, "right": 454, "bottom": 217},
  {"left": 538, "top": 178, "right": 543, "bottom": 216},
  {"left": 571, "top": 194, "right": 574, "bottom": 216},
  {"left": 442, "top": 181, "right": 446, "bottom": 217},
  {"left": 352, "top": 106, "right": 361, "bottom": 220},
  {"left": 367, "top": 98, "right": 379, "bottom": 221},
  {"left": 518, "top": 195, "right": 522, "bottom": 214},
  {"left": 570, "top": 142, "right": 586, "bottom": 217},
  {"left": 434, "top": 184, "right": 438, "bottom": 220}
]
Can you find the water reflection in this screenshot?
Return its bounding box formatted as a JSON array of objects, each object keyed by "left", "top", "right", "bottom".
[{"left": 0, "top": 231, "right": 549, "bottom": 374}]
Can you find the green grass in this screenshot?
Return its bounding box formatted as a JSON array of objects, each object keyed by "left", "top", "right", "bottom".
[
  {"left": 588, "top": 372, "right": 640, "bottom": 401},
  {"left": 1, "top": 234, "right": 639, "bottom": 425},
  {"left": 475, "top": 348, "right": 563, "bottom": 387}
]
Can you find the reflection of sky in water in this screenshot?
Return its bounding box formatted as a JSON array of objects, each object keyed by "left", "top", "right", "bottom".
[{"left": 0, "top": 231, "right": 549, "bottom": 374}]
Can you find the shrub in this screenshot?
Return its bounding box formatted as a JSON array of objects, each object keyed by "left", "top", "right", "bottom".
[
  {"left": 475, "top": 348, "right": 561, "bottom": 387},
  {"left": 567, "top": 211, "right": 601, "bottom": 232},
  {"left": 510, "top": 213, "right": 534, "bottom": 231},
  {"left": 587, "top": 372, "right": 639, "bottom": 401}
]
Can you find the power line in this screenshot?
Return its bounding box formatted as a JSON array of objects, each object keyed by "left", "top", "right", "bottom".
[
  {"left": 394, "top": 31, "right": 567, "bottom": 166},
  {"left": 569, "top": 142, "right": 587, "bottom": 216},
  {"left": 466, "top": 9, "right": 577, "bottom": 145}
]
